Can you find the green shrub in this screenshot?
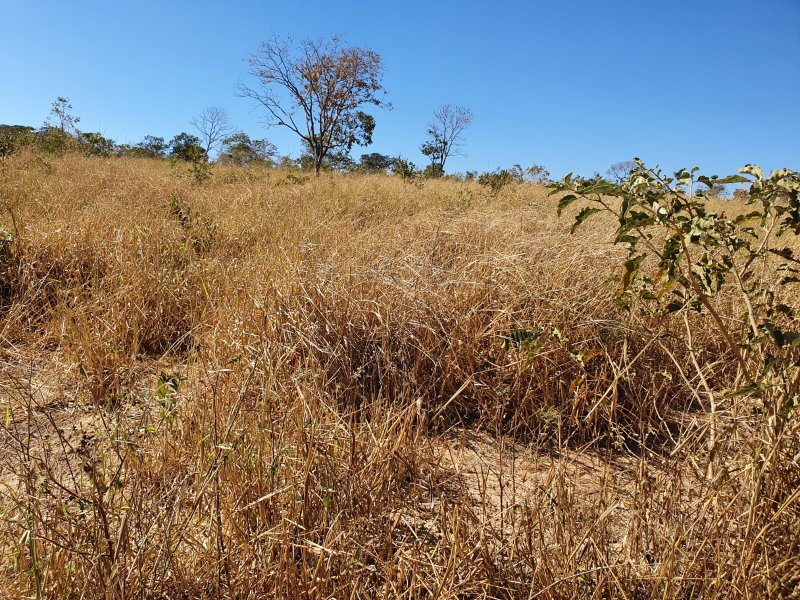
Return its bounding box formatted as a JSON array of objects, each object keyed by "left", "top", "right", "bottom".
[
  {"left": 478, "top": 165, "right": 524, "bottom": 195},
  {"left": 79, "top": 132, "right": 117, "bottom": 157},
  {"left": 551, "top": 160, "right": 800, "bottom": 428},
  {"left": 392, "top": 157, "right": 418, "bottom": 181},
  {"left": 0, "top": 226, "right": 15, "bottom": 258},
  {"left": 0, "top": 125, "right": 34, "bottom": 160}
]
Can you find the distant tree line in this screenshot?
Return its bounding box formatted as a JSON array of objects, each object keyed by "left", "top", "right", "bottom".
[
  {"left": 0, "top": 100, "right": 278, "bottom": 168},
  {"left": 3, "top": 35, "right": 704, "bottom": 194}
]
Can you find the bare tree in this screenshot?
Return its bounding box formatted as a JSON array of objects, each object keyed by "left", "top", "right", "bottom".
[
  {"left": 606, "top": 160, "right": 638, "bottom": 183},
  {"left": 420, "top": 104, "right": 473, "bottom": 176},
  {"left": 238, "top": 35, "right": 387, "bottom": 176},
  {"left": 190, "top": 106, "right": 234, "bottom": 157}
]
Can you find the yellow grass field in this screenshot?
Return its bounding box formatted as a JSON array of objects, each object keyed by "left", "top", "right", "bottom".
[{"left": 0, "top": 153, "right": 798, "bottom": 598}]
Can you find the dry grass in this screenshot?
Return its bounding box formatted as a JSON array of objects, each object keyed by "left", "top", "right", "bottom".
[{"left": 0, "top": 152, "right": 797, "bottom": 598}]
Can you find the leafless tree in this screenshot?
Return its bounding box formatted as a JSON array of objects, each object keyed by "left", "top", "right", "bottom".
[
  {"left": 606, "top": 160, "right": 638, "bottom": 183},
  {"left": 190, "top": 106, "right": 234, "bottom": 156},
  {"left": 420, "top": 104, "right": 474, "bottom": 176},
  {"left": 238, "top": 35, "right": 387, "bottom": 176}
]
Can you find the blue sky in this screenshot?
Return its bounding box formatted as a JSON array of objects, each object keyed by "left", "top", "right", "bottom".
[{"left": 2, "top": 0, "right": 798, "bottom": 177}]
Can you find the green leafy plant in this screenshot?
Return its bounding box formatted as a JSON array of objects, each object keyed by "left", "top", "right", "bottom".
[
  {"left": 168, "top": 132, "right": 211, "bottom": 183},
  {"left": 189, "top": 156, "right": 212, "bottom": 184},
  {"left": 36, "top": 97, "right": 81, "bottom": 155},
  {"left": 168, "top": 195, "right": 216, "bottom": 252},
  {"left": 550, "top": 160, "right": 800, "bottom": 437},
  {"left": 239, "top": 35, "right": 387, "bottom": 176},
  {"left": 0, "top": 125, "right": 34, "bottom": 160},
  {"left": 392, "top": 157, "right": 417, "bottom": 181},
  {"left": 0, "top": 226, "right": 16, "bottom": 301},
  {"left": 155, "top": 371, "right": 181, "bottom": 417},
  {"left": 478, "top": 165, "right": 524, "bottom": 195},
  {"left": 218, "top": 133, "right": 276, "bottom": 167},
  {"left": 0, "top": 226, "right": 15, "bottom": 258},
  {"left": 525, "top": 163, "right": 551, "bottom": 184},
  {"left": 358, "top": 152, "right": 396, "bottom": 174},
  {"left": 79, "top": 132, "right": 117, "bottom": 157}
]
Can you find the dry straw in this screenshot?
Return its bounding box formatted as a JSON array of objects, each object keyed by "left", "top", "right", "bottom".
[{"left": 0, "top": 153, "right": 797, "bottom": 598}]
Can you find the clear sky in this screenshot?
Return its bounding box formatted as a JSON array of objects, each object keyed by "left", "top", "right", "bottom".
[{"left": 2, "top": 0, "right": 798, "bottom": 177}]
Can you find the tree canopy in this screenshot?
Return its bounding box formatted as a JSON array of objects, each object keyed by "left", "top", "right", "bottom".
[
  {"left": 359, "top": 152, "right": 396, "bottom": 173},
  {"left": 238, "top": 35, "right": 387, "bottom": 175},
  {"left": 219, "top": 133, "right": 277, "bottom": 167},
  {"left": 168, "top": 133, "right": 207, "bottom": 162}
]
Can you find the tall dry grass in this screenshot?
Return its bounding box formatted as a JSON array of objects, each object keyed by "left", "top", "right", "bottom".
[{"left": 0, "top": 152, "right": 797, "bottom": 598}]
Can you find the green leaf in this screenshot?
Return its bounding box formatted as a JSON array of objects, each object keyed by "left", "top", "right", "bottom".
[
  {"left": 740, "top": 226, "right": 758, "bottom": 238},
  {"left": 579, "top": 181, "right": 617, "bottom": 196},
  {"left": 697, "top": 175, "right": 715, "bottom": 188},
  {"left": 762, "top": 321, "right": 786, "bottom": 347},
  {"left": 675, "top": 168, "right": 693, "bottom": 186},
  {"left": 614, "top": 232, "right": 638, "bottom": 246},
  {"left": 701, "top": 174, "right": 750, "bottom": 185},
  {"left": 557, "top": 194, "right": 578, "bottom": 216},
  {"left": 619, "top": 255, "right": 645, "bottom": 293},
  {"left": 734, "top": 211, "right": 762, "bottom": 224},
  {"left": 570, "top": 207, "right": 600, "bottom": 233},
  {"left": 664, "top": 300, "right": 685, "bottom": 313},
  {"left": 785, "top": 332, "right": 800, "bottom": 347},
  {"left": 502, "top": 326, "right": 544, "bottom": 351},
  {"left": 549, "top": 324, "right": 567, "bottom": 346},
  {"left": 623, "top": 210, "right": 654, "bottom": 229},
  {"left": 723, "top": 381, "right": 760, "bottom": 398}
]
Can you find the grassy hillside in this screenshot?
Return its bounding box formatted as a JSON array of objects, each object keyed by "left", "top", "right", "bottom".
[{"left": 0, "top": 153, "right": 797, "bottom": 598}]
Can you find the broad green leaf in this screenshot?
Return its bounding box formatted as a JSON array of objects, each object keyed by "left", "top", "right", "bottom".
[
  {"left": 624, "top": 210, "right": 654, "bottom": 229},
  {"left": 675, "top": 168, "right": 693, "bottom": 185},
  {"left": 557, "top": 194, "right": 578, "bottom": 216},
  {"left": 664, "top": 300, "right": 685, "bottom": 313},
  {"left": 570, "top": 207, "right": 600, "bottom": 233},
  {"left": 762, "top": 322, "right": 786, "bottom": 347},
  {"left": 580, "top": 181, "right": 617, "bottom": 196},
  {"left": 620, "top": 195, "right": 635, "bottom": 219},
  {"left": 734, "top": 211, "right": 762, "bottom": 224},
  {"left": 700, "top": 174, "right": 749, "bottom": 185},
  {"left": 502, "top": 327, "right": 543, "bottom": 350},
  {"left": 614, "top": 232, "right": 638, "bottom": 246}
]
